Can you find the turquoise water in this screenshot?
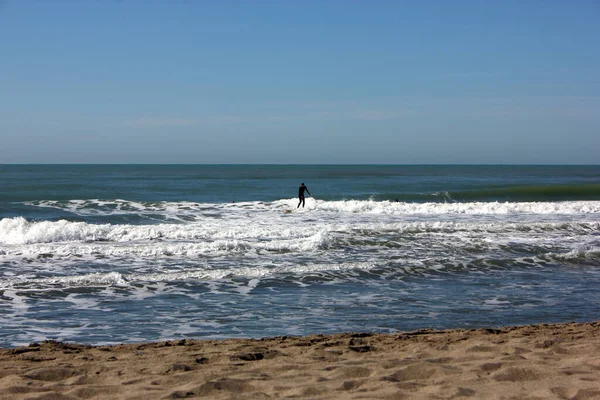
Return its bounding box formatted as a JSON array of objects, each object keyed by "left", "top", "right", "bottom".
[{"left": 0, "top": 165, "right": 599, "bottom": 347}]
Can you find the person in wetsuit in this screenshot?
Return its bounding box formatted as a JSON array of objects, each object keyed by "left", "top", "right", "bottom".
[{"left": 297, "top": 182, "right": 311, "bottom": 208}]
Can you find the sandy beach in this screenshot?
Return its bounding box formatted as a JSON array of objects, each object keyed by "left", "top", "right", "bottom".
[{"left": 0, "top": 321, "right": 599, "bottom": 399}]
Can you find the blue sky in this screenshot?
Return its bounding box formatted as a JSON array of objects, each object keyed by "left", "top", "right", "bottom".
[{"left": 1, "top": 0, "right": 598, "bottom": 164}]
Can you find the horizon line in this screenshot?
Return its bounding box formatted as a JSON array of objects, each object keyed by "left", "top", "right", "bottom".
[{"left": 1, "top": 163, "right": 599, "bottom": 167}]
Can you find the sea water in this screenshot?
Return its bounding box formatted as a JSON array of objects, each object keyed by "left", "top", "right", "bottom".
[{"left": 0, "top": 165, "right": 599, "bottom": 347}]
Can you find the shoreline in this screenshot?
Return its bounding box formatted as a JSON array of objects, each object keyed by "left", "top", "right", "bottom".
[{"left": 1, "top": 321, "right": 599, "bottom": 399}]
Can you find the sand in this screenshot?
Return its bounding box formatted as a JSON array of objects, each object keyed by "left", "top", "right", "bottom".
[{"left": 1, "top": 321, "right": 599, "bottom": 400}]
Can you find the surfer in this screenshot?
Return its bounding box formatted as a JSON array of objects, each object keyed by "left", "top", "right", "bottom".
[{"left": 297, "top": 183, "right": 311, "bottom": 208}]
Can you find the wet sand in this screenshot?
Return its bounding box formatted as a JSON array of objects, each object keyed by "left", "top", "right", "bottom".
[{"left": 1, "top": 321, "right": 599, "bottom": 399}]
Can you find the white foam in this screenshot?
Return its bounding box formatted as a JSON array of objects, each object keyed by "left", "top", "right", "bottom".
[
  {"left": 484, "top": 298, "right": 511, "bottom": 305},
  {"left": 0, "top": 261, "right": 381, "bottom": 292},
  {"left": 235, "top": 278, "right": 261, "bottom": 295},
  {"left": 42, "top": 272, "right": 127, "bottom": 287},
  {"left": 64, "top": 293, "right": 104, "bottom": 310},
  {"left": 24, "top": 198, "right": 600, "bottom": 216},
  {"left": 309, "top": 199, "right": 600, "bottom": 215},
  {"left": 2, "top": 212, "right": 598, "bottom": 248},
  {"left": 0, "top": 217, "right": 113, "bottom": 245},
  {"left": 1, "top": 289, "right": 31, "bottom": 316},
  {"left": 553, "top": 242, "right": 600, "bottom": 261},
  {"left": 2, "top": 199, "right": 598, "bottom": 294}
]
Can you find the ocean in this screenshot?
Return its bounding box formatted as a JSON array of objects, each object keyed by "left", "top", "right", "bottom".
[{"left": 0, "top": 165, "right": 599, "bottom": 348}]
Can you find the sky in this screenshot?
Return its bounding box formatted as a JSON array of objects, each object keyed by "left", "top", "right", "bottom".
[{"left": 0, "top": 0, "right": 599, "bottom": 164}]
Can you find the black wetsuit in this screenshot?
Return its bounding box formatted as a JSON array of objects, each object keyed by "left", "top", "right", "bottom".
[{"left": 298, "top": 185, "right": 311, "bottom": 208}]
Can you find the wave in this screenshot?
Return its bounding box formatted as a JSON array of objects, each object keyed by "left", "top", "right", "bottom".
[
  {"left": 3, "top": 244, "right": 599, "bottom": 291},
  {"left": 337, "top": 184, "right": 600, "bottom": 203},
  {"left": 432, "top": 183, "right": 600, "bottom": 202},
  {"left": 307, "top": 199, "right": 600, "bottom": 215},
  {"left": 24, "top": 199, "right": 209, "bottom": 218},
  {"left": 1, "top": 215, "right": 598, "bottom": 246},
  {"left": 19, "top": 198, "right": 600, "bottom": 217},
  {"left": 553, "top": 244, "right": 600, "bottom": 262},
  {"left": 21, "top": 261, "right": 382, "bottom": 286}
]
